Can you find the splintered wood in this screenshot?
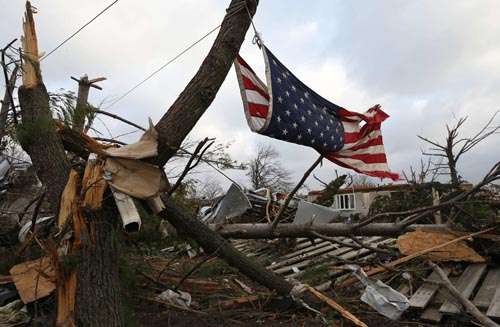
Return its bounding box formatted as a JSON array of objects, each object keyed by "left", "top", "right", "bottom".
[
  {"left": 21, "top": 1, "right": 41, "bottom": 88},
  {"left": 305, "top": 285, "right": 368, "bottom": 327},
  {"left": 58, "top": 169, "right": 81, "bottom": 227},
  {"left": 56, "top": 169, "right": 83, "bottom": 327},
  {"left": 82, "top": 156, "right": 107, "bottom": 210}
]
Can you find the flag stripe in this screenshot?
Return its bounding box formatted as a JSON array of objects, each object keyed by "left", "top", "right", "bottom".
[
  {"left": 236, "top": 55, "right": 256, "bottom": 74},
  {"left": 246, "top": 90, "right": 270, "bottom": 106},
  {"left": 339, "top": 144, "right": 386, "bottom": 156},
  {"left": 345, "top": 135, "right": 384, "bottom": 151},
  {"left": 242, "top": 76, "right": 270, "bottom": 100},
  {"left": 248, "top": 103, "right": 269, "bottom": 118},
  {"left": 251, "top": 117, "right": 266, "bottom": 129},
  {"left": 239, "top": 65, "right": 267, "bottom": 93},
  {"left": 333, "top": 152, "right": 388, "bottom": 164},
  {"left": 327, "top": 156, "right": 391, "bottom": 173}
]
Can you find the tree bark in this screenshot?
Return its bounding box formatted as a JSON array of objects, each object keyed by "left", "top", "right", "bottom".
[
  {"left": 73, "top": 76, "right": 91, "bottom": 132},
  {"left": 155, "top": 0, "right": 258, "bottom": 166},
  {"left": 75, "top": 205, "right": 123, "bottom": 327},
  {"left": 160, "top": 197, "right": 294, "bottom": 296},
  {"left": 209, "top": 223, "right": 449, "bottom": 239},
  {"left": 17, "top": 83, "right": 71, "bottom": 213}
]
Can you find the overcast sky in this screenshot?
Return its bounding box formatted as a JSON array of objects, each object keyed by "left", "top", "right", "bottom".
[{"left": 1, "top": 0, "right": 499, "bottom": 192}]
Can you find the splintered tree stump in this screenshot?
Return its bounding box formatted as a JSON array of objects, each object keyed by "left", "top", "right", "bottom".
[{"left": 74, "top": 157, "right": 123, "bottom": 327}]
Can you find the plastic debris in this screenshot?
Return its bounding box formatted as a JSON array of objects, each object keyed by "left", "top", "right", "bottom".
[
  {"left": 0, "top": 288, "right": 17, "bottom": 306},
  {"left": 348, "top": 265, "right": 409, "bottom": 320},
  {"left": 0, "top": 300, "right": 30, "bottom": 326},
  {"left": 156, "top": 289, "right": 192, "bottom": 309},
  {"left": 18, "top": 215, "right": 54, "bottom": 242}
]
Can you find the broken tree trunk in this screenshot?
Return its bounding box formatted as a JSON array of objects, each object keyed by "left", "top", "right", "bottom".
[
  {"left": 209, "top": 223, "right": 449, "bottom": 239},
  {"left": 71, "top": 75, "right": 106, "bottom": 132},
  {"left": 155, "top": 0, "right": 258, "bottom": 166},
  {"left": 75, "top": 157, "right": 123, "bottom": 327},
  {"left": 17, "top": 1, "right": 70, "bottom": 213},
  {"left": 18, "top": 4, "right": 123, "bottom": 326}
]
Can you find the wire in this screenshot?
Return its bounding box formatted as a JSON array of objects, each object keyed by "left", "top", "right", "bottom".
[
  {"left": 104, "top": 0, "right": 248, "bottom": 109},
  {"left": 40, "top": 0, "right": 120, "bottom": 61},
  {"left": 104, "top": 24, "right": 221, "bottom": 109}
]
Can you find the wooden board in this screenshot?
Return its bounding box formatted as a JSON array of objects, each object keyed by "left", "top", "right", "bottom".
[
  {"left": 420, "top": 277, "right": 457, "bottom": 322},
  {"left": 486, "top": 281, "right": 500, "bottom": 319},
  {"left": 269, "top": 243, "right": 341, "bottom": 271},
  {"left": 473, "top": 268, "right": 500, "bottom": 309},
  {"left": 439, "top": 263, "right": 487, "bottom": 314},
  {"left": 409, "top": 268, "right": 451, "bottom": 309},
  {"left": 285, "top": 238, "right": 393, "bottom": 279},
  {"left": 275, "top": 238, "right": 381, "bottom": 275}
]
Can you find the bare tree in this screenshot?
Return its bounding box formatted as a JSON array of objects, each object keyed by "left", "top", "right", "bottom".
[
  {"left": 418, "top": 112, "right": 499, "bottom": 187},
  {"left": 196, "top": 177, "right": 224, "bottom": 200},
  {"left": 402, "top": 157, "right": 438, "bottom": 184},
  {"left": 246, "top": 143, "right": 292, "bottom": 192}
]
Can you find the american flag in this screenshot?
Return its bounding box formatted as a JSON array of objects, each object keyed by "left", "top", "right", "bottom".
[{"left": 234, "top": 46, "right": 399, "bottom": 180}]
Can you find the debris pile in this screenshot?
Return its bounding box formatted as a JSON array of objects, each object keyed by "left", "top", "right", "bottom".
[{"left": 0, "top": 1, "right": 498, "bottom": 326}]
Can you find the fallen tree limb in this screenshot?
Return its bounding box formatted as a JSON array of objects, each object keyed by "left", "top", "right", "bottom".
[
  {"left": 210, "top": 223, "right": 449, "bottom": 239},
  {"left": 272, "top": 155, "right": 323, "bottom": 229},
  {"left": 159, "top": 197, "right": 294, "bottom": 296},
  {"left": 428, "top": 261, "right": 499, "bottom": 327},
  {"left": 93, "top": 109, "right": 146, "bottom": 132}
]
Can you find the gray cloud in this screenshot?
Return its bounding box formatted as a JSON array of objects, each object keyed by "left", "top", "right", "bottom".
[{"left": 1, "top": 0, "right": 498, "bottom": 192}]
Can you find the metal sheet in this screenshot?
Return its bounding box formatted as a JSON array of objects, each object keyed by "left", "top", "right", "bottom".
[
  {"left": 207, "top": 184, "right": 252, "bottom": 224},
  {"left": 293, "top": 200, "right": 341, "bottom": 224}
]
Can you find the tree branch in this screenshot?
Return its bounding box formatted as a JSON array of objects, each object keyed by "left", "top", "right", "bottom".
[{"left": 271, "top": 155, "right": 323, "bottom": 229}]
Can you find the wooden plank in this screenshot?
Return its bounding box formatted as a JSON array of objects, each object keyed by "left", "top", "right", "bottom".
[
  {"left": 275, "top": 238, "right": 382, "bottom": 275},
  {"left": 283, "top": 238, "right": 391, "bottom": 278},
  {"left": 409, "top": 268, "right": 451, "bottom": 309},
  {"left": 420, "top": 277, "right": 458, "bottom": 322},
  {"left": 271, "top": 240, "right": 331, "bottom": 261},
  {"left": 486, "top": 283, "right": 500, "bottom": 318},
  {"left": 473, "top": 268, "right": 500, "bottom": 309},
  {"left": 439, "top": 263, "right": 487, "bottom": 314}
]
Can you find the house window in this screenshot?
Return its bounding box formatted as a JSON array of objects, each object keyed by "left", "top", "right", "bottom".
[{"left": 333, "top": 194, "right": 355, "bottom": 210}]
